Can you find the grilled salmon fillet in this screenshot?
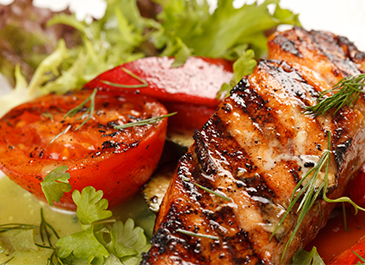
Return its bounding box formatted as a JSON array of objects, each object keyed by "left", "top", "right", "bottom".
[{"left": 142, "top": 28, "right": 365, "bottom": 264}]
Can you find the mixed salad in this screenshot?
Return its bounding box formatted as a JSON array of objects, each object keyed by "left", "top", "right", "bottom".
[{"left": 1, "top": 0, "right": 365, "bottom": 264}]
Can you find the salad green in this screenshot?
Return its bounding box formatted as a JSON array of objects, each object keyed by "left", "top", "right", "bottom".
[
  {"left": 0, "top": 0, "right": 300, "bottom": 117},
  {"left": 0, "top": 0, "right": 302, "bottom": 264}
]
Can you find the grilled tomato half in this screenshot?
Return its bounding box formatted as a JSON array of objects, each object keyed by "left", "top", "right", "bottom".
[{"left": 0, "top": 90, "right": 168, "bottom": 210}]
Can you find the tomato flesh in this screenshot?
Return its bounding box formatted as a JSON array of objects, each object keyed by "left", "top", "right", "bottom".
[{"left": 0, "top": 90, "right": 168, "bottom": 210}]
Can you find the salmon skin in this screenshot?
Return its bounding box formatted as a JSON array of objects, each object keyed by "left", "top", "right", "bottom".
[{"left": 142, "top": 28, "right": 365, "bottom": 264}]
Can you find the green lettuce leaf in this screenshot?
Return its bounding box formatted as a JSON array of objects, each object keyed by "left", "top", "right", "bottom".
[{"left": 153, "top": 0, "right": 301, "bottom": 64}]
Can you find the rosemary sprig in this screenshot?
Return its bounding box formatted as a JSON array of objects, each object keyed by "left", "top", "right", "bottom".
[
  {"left": 64, "top": 88, "right": 97, "bottom": 130},
  {"left": 176, "top": 228, "right": 219, "bottom": 240},
  {"left": 101, "top": 67, "right": 148, "bottom": 89},
  {"left": 181, "top": 176, "right": 231, "bottom": 202},
  {"left": 303, "top": 73, "right": 365, "bottom": 116},
  {"left": 114, "top": 112, "right": 177, "bottom": 130}
]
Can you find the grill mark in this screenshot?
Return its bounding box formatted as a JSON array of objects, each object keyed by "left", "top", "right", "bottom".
[
  {"left": 262, "top": 60, "right": 320, "bottom": 106},
  {"left": 201, "top": 114, "right": 258, "bottom": 175},
  {"left": 273, "top": 34, "right": 303, "bottom": 58},
  {"left": 231, "top": 82, "right": 293, "bottom": 145},
  {"left": 240, "top": 173, "right": 276, "bottom": 201},
  {"left": 208, "top": 206, "right": 264, "bottom": 264},
  {"left": 309, "top": 30, "right": 361, "bottom": 77},
  {"left": 194, "top": 130, "right": 217, "bottom": 175}
]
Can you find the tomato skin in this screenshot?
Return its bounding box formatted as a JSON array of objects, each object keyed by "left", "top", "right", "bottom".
[
  {"left": 83, "top": 56, "right": 233, "bottom": 130},
  {"left": 345, "top": 163, "right": 365, "bottom": 207},
  {"left": 161, "top": 101, "right": 216, "bottom": 131},
  {"left": 0, "top": 90, "right": 168, "bottom": 210},
  {"left": 331, "top": 235, "right": 365, "bottom": 264},
  {"left": 84, "top": 56, "right": 233, "bottom": 107}
]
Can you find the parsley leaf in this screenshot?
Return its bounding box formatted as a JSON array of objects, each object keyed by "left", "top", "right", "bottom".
[
  {"left": 55, "top": 226, "right": 109, "bottom": 265},
  {"left": 40, "top": 165, "right": 72, "bottom": 206},
  {"left": 107, "top": 219, "right": 151, "bottom": 262},
  {"left": 72, "top": 186, "right": 113, "bottom": 226}
]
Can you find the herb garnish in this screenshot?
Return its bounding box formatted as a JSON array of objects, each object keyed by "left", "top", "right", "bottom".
[
  {"left": 48, "top": 89, "right": 97, "bottom": 145},
  {"left": 0, "top": 257, "right": 14, "bottom": 265},
  {"left": 64, "top": 88, "right": 97, "bottom": 130},
  {"left": 181, "top": 176, "right": 231, "bottom": 202},
  {"left": 41, "top": 165, "right": 72, "bottom": 206},
  {"left": 353, "top": 251, "right": 365, "bottom": 264},
  {"left": 114, "top": 112, "right": 177, "bottom": 130},
  {"left": 48, "top": 124, "right": 71, "bottom": 145},
  {"left": 292, "top": 246, "right": 325, "bottom": 265},
  {"left": 272, "top": 133, "right": 365, "bottom": 261},
  {"left": 101, "top": 67, "right": 148, "bottom": 89},
  {"left": 303, "top": 73, "right": 365, "bottom": 116},
  {"left": 176, "top": 229, "right": 219, "bottom": 240}
]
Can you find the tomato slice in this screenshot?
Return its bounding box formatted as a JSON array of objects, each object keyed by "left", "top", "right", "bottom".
[
  {"left": 331, "top": 234, "right": 365, "bottom": 264},
  {"left": 83, "top": 56, "right": 233, "bottom": 130},
  {"left": 0, "top": 90, "right": 168, "bottom": 210}
]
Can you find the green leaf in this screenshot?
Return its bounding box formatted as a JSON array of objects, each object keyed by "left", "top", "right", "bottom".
[
  {"left": 0, "top": 40, "right": 69, "bottom": 118},
  {"left": 108, "top": 219, "right": 151, "bottom": 264},
  {"left": 0, "top": 228, "right": 38, "bottom": 252},
  {"left": 154, "top": 0, "right": 300, "bottom": 60},
  {"left": 73, "top": 186, "right": 113, "bottom": 225},
  {"left": 55, "top": 226, "right": 109, "bottom": 265},
  {"left": 292, "top": 247, "right": 325, "bottom": 265},
  {"left": 216, "top": 49, "right": 257, "bottom": 99},
  {"left": 104, "top": 253, "right": 123, "bottom": 265},
  {"left": 41, "top": 165, "right": 72, "bottom": 206}
]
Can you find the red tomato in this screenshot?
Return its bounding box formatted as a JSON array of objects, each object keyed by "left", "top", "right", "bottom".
[
  {"left": 306, "top": 209, "right": 365, "bottom": 263},
  {"left": 161, "top": 101, "right": 216, "bottom": 131},
  {"left": 345, "top": 163, "right": 365, "bottom": 207},
  {"left": 0, "top": 90, "right": 168, "bottom": 210},
  {"left": 331, "top": 234, "right": 365, "bottom": 264},
  {"left": 83, "top": 56, "right": 233, "bottom": 130}
]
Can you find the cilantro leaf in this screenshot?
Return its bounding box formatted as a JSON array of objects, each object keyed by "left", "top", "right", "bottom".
[
  {"left": 41, "top": 165, "right": 72, "bottom": 206},
  {"left": 55, "top": 226, "right": 109, "bottom": 265},
  {"left": 72, "top": 186, "right": 113, "bottom": 225}
]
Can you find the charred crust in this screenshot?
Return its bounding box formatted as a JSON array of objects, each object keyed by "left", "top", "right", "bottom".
[
  {"left": 150, "top": 228, "right": 172, "bottom": 255},
  {"left": 239, "top": 173, "right": 276, "bottom": 200},
  {"left": 193, "top": 130, "right": 217, "bottom": 175},
  {"left": 334, "top": 139, "right": 352, "bottom": 167},
  {"left": 272, "top": 34, "right": 303, "bottom": 58},
  {"left": 263, "top": 60, "right": 319, "bottom": 105},
  {"left": 230, "top": 78, "right": 250, "bottom": 95}
]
